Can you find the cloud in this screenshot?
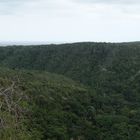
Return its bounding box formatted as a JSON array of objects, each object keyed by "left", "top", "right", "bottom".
[
  {"left": 0, "top": 0, "right": 77, "bottom": 17},
  {"left": 72, "top": 0, "right": 140, "bottom": 5},
  {"left": 0, "top": 0, "right": 41, "bottom": 15},
  {"left": 0, "top": 0, "right": 25, "bottom": 15},
  {"left": 0, "top": 0, "right": 140, "bottom": 42},
  {"left": 1, "top": 0, "right": 140, "bottom": 17}
]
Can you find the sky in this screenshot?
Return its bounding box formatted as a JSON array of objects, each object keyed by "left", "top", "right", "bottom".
[{"left": 0, "top": 0, "right": 140, "bottom": 43}]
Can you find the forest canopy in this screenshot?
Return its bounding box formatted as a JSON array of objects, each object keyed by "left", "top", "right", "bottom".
[{"left": 0, "top": 42, "right": 140, "bottom": 140}]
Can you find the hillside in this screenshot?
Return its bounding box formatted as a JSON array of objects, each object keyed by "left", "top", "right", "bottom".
[
  {"left": 0, "top": 42, "right": 140, "bottom": 139},
  {"left": 0, "top": 42, "right": 140, "bottom": 99},
  {"left": 0, "top": 68, "right": 93, "bottom": 140},
  {"left": 0, "top": 42, "right": 140, "bottom": 87}
]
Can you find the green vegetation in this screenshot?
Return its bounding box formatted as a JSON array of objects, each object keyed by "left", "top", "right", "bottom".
[{"left": 0, "top": 42, "right": 140, "bottom": 139}]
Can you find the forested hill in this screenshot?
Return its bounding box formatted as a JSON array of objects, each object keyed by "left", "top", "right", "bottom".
[
  {"left": 0, "top": 42, "right": 140, "bottom": 87},
  {"left": 0, "top": 42, "right": 140, "bottom": 139},
  {"left": 0, "top": 68, "right": 93, "bottom": 140}
]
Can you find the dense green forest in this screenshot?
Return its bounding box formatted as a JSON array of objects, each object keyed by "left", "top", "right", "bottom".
[{"left": 0, "top": 42, "right": 140, "bottom": 140}]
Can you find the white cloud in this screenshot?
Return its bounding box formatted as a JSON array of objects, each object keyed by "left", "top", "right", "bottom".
[
  {"left": 0, "top": 0, "right": 140, "bottom": 42},
  {"left": 72, "top": 0, "right": 140, "bottom": 4}
]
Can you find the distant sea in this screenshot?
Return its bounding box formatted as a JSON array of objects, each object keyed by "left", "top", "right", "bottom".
[{"left": 0, "top": 41, "right": 65, "bottom": 46}]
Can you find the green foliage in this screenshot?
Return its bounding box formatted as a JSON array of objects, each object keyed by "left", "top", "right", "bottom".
[{"left": 0, "top": 42, "right": 140, "bottom": 139}]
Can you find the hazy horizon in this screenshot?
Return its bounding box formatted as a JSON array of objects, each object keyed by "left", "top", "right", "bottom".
[{"left": 0, "top": 40, "right": 140, "bottom": 46}]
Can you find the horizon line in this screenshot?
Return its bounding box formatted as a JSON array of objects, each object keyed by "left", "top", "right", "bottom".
[{"left": 0, "top": 41, "right": 140, "bottom": 46}]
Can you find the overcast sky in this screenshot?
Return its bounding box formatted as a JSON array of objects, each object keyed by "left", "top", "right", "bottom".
[{"left": 0, "top": 0, "right": 140, "bottom": 43}]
